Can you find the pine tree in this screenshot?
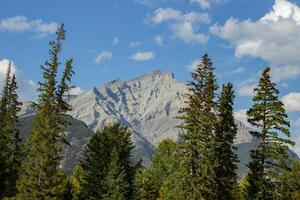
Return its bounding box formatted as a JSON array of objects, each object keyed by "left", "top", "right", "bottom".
[
  {"left": 178, "top": 54, "right": 219, "bottom": 199},
  {"left": 214, "top": 83, "right": 239, "bottom": 200},
  {"left": 81, "top": 122, "right": 136, "bottom": 200},
  {"left": 0, "top": 64, "right": 22, "bottom": 198},
  {"left": 244, "top": 67, "right": 294, "bottom": 199},
  {"left": 17, "top": 24, "right": 74, "bottom": 199}
]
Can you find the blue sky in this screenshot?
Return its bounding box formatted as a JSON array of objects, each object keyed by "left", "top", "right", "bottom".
[{"left": 1, "top": 0, "right": 300, "bottom": 153}]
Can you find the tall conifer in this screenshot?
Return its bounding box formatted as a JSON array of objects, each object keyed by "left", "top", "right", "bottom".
[
  {"left": 17, "top": 24, "right": 74, "bottom": 199},
  {"left": 80, "top": 123, "right": 136, "bottom": 200},
  {"left": 215, "top": 83, "right": 239, "bottom": 200},
  {"left": 244, "top": 67, "right": 294, "bottom": 199},
  {"left": 178, "top": 54, "right": 218, "bottom": 199},
  {"left": 0, "top": 64, "right": 22, "bottom": 198}
]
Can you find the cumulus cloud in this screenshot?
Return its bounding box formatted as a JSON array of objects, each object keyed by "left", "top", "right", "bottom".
[
  {"left": 225, "top": 67, "right": 245, "bottom": 75},
  {"left": 0, "top": 16, "right": 57, "bottom": 37},
  {"left": 130, "top": 51, "right": 155, "bottom": 61},
  {"left": 129, "top": 41, "right": 141, "bottom": 47},
  {"left": 0, "top": 59, "right": 37, "bottom": 101},
  {"left": 237, "top": 84, "right": 255, "bottom": 97},
  {"left": 211, "top": 0, "right": 300, "bottom": 81},
  {"left": 282, "top": 92, "right": 300, "bottom": 113},
  {"left": 186, "top": 58, "right": 201, "bottom": 71},
  {"left": 149, "top": 8, "right": 210, "bottom": 45},
  {"left": 154, "top": 35, "right": 164, "bottom": 46},
  {"left": 112, "top": 37, "right": 119, "bottom": 45},
  {"left": 234, "top": 109, "right": 251, "bottom": 127},
  {"left": 70, "top": 86, "right": 84, "bottom": 95},
  {"left": 190, "top": 0, "right": 230, "bottom": 9},
  {"left": 94, "top": 51, "right": 112, "bottom": 64}
]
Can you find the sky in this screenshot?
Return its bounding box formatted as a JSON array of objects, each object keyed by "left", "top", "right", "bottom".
[{"left": 0, "top": 0, "right": 300, "bottom": 154}]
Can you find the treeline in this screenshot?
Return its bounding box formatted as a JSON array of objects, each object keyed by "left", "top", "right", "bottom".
[{"left": 0, "top": 25, "right": 300, "bottom": 200}]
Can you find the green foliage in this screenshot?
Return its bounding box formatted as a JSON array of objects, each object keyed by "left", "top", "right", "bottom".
[
  {"left": 135, "top": 139, "right": 183, "bottom": 200},
  {"left": 102, "top": 148, "right": 129, "bottom": 200},
  {"left": 279, "top": 160, "right": 300, "bottom": 199},
  {"left": 177, "top": 54, "right": 219, "bottom": 199},
  {"left": 214, "top": 83, "right": 239, "bottom": 200},
  {"left": 80, "top": 122, "right": 136, "bottom": 200},
  {"left": 17, "top": 24, "right": 74, "bottom": 199},
  {"left": 244, "top": 67, "right": 295, "bottom": 199},
  {"left": 69, "top": 165, "right": 85, "bottom": 200},
  {"left": 0, "top": 64, "right": 23, "bottom": 198}
]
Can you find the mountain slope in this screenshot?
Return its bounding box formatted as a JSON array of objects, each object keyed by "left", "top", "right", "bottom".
[{"left": 20, "top": 70, "right": 283, "bottom": 177}]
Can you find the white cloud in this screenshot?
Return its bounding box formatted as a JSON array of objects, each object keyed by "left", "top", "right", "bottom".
[
  {"left": 130, "top": 51, "right": 155, "bottom": 61},
  {"left": 129, "top": 41, "right": 141, "bottom": 47},
  {"left": 291, "top": 117, "right": 300, "bottom": 156},
  {"left": 171, "top": 22, "right": 209, "bottom": 44},
  {"left": 282, "top": 92, "right": 300, "bottom": 113},
  {"left": 190, "top": 0, "right": 228, "bottom": 9},
  {"left": 190, "top": 0, "right": 211, "bottom": 9},
  {"left": 149, "top": 8, "right": 210, "bottom": 45},
  {"left": 0, "top": 59, "right": 37, "bottom": 101},
  {"left": 186, "top": 58, "right": 200, "bottom": 71},
  {"left": 292, "top": 134, "right": 300, "bottom": 157},
  {"left": 271, "top": 65, "right": 300, "bottom": 81},
  {"left": 150, "top": 8, "right": 210, "bottom": 24},
  {"left": 94, "top": 51, "right": 112, "bottom": 64},
  {"left": 225, "top": 67, "right": 245, "bottom": 75},
  {"left": 234, "top": 109, "right": 251, "bottom": 127},
  {"left": 237, "top": 84, "right": 255, "bottom": 97},
  {"left": 0, "top": 16, "right": 57, "bottom": 37},
  {"left": 112, "top": 37, "right": 119, "bottom": 45},
  {"left": 236, "top": 76, "right": 258, "bottom": 97},
  {"left": 154, "top": 35, "right": 164, "bottom": 46},
  {"left": 211, "top": 0, "right": 300, "bottom": 81},
  {"left": 70, "top": 86, "right": 84, "bottom": 95}
]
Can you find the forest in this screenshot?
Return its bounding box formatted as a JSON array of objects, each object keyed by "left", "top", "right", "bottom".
[{"left": 0, "top": 25, "right": 300, "bottom": 200}]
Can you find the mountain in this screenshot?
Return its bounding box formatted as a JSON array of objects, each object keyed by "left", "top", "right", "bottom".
[{"left": 20, "top": 70, "right": 297, "bottom": 177}]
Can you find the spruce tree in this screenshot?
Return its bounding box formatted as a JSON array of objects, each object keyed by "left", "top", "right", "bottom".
[
  {"left": 244, "top": 67, "right": 294, "bottom": 199},
  {"left": 279, "top": 160, "right": 300, "bottom": 199},
  {"left": 214, "top": 83, "right": 239, "bottom": 200},
  {"left": 102, "top": 148, "right": 128, "bottom": 200},
  {"left": 0, "top": 64, "right": 22, "bottom": 198},
  {"left": 0, "top": 64, "right": 12, "bottom": 198},
  {"left": 80, "top": 122, "right": 136, "bottom": 200},
  {"left": 135, "top": 139, "right": 180, "bottom": 200},
  {"left": 17, "top": 24, "right": 74, "bottom": 199},
  {"left": 178, "top": 54, "right": 218, "bottom": 199}
]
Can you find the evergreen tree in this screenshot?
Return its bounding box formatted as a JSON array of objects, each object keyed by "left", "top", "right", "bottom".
[
  {"left": 17, "top": 24, "right": 74, "bottom": 199},
  {"left": 178, "top": 54, "right": 218, "bottom": 199},
  {"left": 244, "top": 67, "right": 294, "bottom": 199},
  {"left": 0, "top": 64, "right": 12, "bottom": 198},
  {"left": 69, "top": 165, "right": 85, "bottom": 200},
  {"left": 102, "top": 148, "right": 128, "bottom": 200},
  {"left": 6, "top": 74, "right": 23, "bottom": 197},
  {"left": 135, "top": 139, "right": 180, "bottom": 200},
  {"left": 214, "top": 83, "right": 239, "bottom": 200},
  {"left": 279, "top": 160, "right": 300, "bottom": 200},
  {"left": 0, "top": 64, "right": 22, "bottom": 198},
  {"left": 80, "top": 122, "right": 136, "bottom": 200}
]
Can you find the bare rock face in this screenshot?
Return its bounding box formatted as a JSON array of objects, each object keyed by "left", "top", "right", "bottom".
[
  {"left": 68, "top": 70, "right": 253, "bottom": 146},
  {"left": 19, "top": 70, "right": 255, "bottom": 173}
]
